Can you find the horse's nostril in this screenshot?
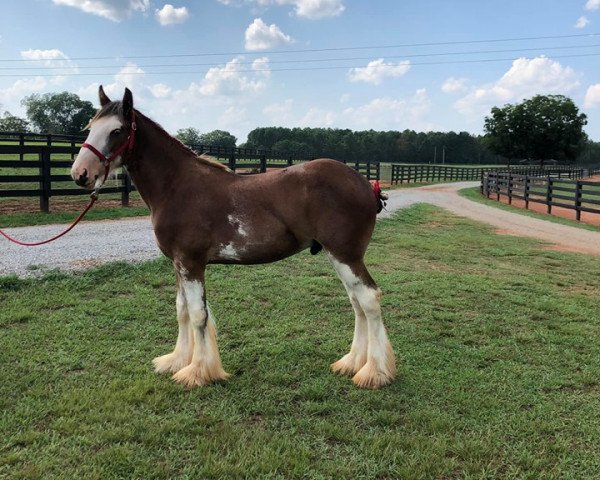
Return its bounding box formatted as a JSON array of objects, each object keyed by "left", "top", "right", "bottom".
[{"left": 75, "top": 169, "right": 89, "bottom": 187}]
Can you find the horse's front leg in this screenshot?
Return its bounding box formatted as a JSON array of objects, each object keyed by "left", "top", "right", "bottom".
[
  {"left": 172, "top": 269, "right": 230, "bottom": 387},
  {"left": 153, "top": 273, "right": 194, "bottom": 374}
]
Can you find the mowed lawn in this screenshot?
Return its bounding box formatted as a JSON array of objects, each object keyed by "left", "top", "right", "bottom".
[{"left": 1, "top": 205, "right": 600, "bottom": 479}]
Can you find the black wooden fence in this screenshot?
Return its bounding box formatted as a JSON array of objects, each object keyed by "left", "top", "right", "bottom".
[
  {"left": 0, "top": 131, "right": 380, "bottom": 212},
  {"left": 481, "top": 171, "right": 600, "bottom": 221},
  {"left": 391, "top": 164, "right": 588, "bottom": 185}
]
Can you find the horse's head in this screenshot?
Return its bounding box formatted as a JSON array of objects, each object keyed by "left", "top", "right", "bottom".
[{"left": 71, "top": 86, "right": 135, "bottom": 190}]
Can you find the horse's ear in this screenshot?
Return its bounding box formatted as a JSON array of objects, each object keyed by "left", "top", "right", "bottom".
[
  {"left": 122, "top": 88, "right": 133, "bottom": 118},
  {"left": 98, "top": 85, "right": 111, "bottom": 106}
]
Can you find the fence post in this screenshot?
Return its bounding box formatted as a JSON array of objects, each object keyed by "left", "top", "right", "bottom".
[
  {"left": 575, "top": 180, "right": 582, "bottom": 221},
  {"left": 480, "top": 171, "right": 484, "bottom": 194},
  {"left": 260, "top": 154, "right": 267, "bottom": 173},
  {"left": 39, "top": 148, "right": 51, "bottom": 213},
  {"left": 19, "top": 133, "right": 24, "bottom": 161},
  {"left": 287, "top": 156, "right": 293, "bottom": 167},
  {"left": 121, "top": 170, "right": 131, "bottom": 207},
  {"left": 228, "top": 153, "right": 236, "bottom": 171},
  {"left": 376, "top": 162, "right": 380, "bottom": 181},
  {"left": 496, "top": 173, "right": 501, "bottom": 201},
  {"left": 546, "top": 176, "right": 552, "bottom": 214},
  {"left": 524, "top": 175, "right": 529, "bottom": 209}
]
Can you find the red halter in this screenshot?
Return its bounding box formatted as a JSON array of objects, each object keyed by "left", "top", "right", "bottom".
[
  {"left": 81, "top": 110, "right": 137, "bottom": 189},
  {"left": 0, "top": 111, "right": 137, "bottom": 247}
]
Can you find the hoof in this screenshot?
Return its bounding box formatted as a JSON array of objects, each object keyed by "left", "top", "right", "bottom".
[
  {"left": 152, "top": 351, "right": 191, "bottom": 374},
  {"left": 352, "top": 360, "right": 395, "bottom": 389},
  {"left": 172, "top": 362, "right": 230, "bottom": 388},
  {"left": 331, "top": 352, "right": 367, "bottom": 377}
]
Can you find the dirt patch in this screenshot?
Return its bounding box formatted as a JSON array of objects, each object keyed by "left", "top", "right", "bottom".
[{"left": 69, "top": 259, "right": 103, "bottom": 268}]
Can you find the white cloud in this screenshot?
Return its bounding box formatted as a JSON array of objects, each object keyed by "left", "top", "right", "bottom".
[
  {"left": 20, "top": 48, "right": 78, "bottom": 74},
  {"left": 114, "top": 62, "right": 146, "bottom": 87},
  {"left": 263, "top": 98, "right": 295, "bottom": 123},
  {"left": 348, "top": 59, "right": 411, "bottom": 85},
  {"left": 155, "top": 4, "right": 189, "bottom": 25},
  {"left": 455, "top": 56, "right": 581, "bottom": 118},
  {"left": 575, "top": 16, "right": 590, "bottom": 28},
  {"left": 244, "top": 18, "right": 294, "bottom": 51},
  {"left": 342, "top": 89, "right": 433, "bottom": 131},
  {"left": 585, "top": 0, "right": 600, "bottom": 10},
  {"left": 292, "top": 0, "right": 344, "bottom": 19},
  {"left": 441, "top": 77, "right": 468, "bottom": 94},
  {"left": 77, "top": 63, "right": 147, "bottom": 107},
  {"left": 197, "top": 57, "right": 271, "bottom": 96},
  {"left": 21, "top": 48, "right": 67, "bottom": 62},
  {"left": 0, "top": 77, "right": 50, "bottom": 117},
  {"left": 299, "top": 106, "right": 336, "bottom": 126},
  {"left": 217, "top": 0, "right": 345, "bottom": 19},
  {"left": 52, "top": 0, "right": 150, "bottom": 21},
  {"left": 585, "top": 84, "right": 600, "bottom": 108},
  {"left": 262, "top": 89, "right": 434, "bottom": 132},
  {"left": 149, "top": 83, "right": 172, "bottom": 98}
]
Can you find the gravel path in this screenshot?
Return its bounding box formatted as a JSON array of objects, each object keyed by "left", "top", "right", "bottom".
[
  {"left": 2, "top": 181, "right": 599, "bottom": 277},
  {"left": 0, "top": 217, "right": 159, "bottom": 278}
]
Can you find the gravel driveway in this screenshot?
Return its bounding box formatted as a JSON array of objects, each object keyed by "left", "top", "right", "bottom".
[{"left": 2, "top": 181, "right": 599, "bottom": 277}]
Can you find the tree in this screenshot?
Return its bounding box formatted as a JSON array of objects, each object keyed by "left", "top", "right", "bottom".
[
  {"left": 483, "top": 95, "right": 588, "bottom": 163},
  {"left": 199, "top": 130, "right": 237, "bottom": 149},
  {"left": 272, "top": 139, "right": 311, "bottom": 153},
  {"left": 0, "top": 111, "right": 29, "bottom": 132},
  {"left": 21, "top": 91, "right": 96, "bottom": 135},
  {"left": 175, "top": 127, "right": 202, "bottom": 146}
]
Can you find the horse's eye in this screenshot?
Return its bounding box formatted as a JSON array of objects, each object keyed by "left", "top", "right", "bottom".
[{"left": 110, "top": 128, "right": 122, "bottom": 136}]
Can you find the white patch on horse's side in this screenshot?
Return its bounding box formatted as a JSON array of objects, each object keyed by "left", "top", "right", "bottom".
[
  {"left": 227, "top": 214, "right": 249, "bottom": 237},
  {"left": 219, "top": 242, "right": 240, "bottom": 260}
]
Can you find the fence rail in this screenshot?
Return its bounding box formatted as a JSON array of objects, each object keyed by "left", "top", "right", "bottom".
[
  {"left": 0, "top": 132, "right": 380, "bottom": 212},
  {"left": 390, "top": 164, "right": 589, "bottom": 185},
  {"left": 481, "top": 171, "right": 600, "bottom": 221}
]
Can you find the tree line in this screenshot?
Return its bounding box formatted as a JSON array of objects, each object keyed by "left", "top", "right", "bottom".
[{"left": 2, "top": 91, "right": 598, "bottom": 165}]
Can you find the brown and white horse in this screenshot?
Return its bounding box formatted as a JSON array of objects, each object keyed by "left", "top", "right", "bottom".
[{"left": 71, "top": 87, "right": 395, "bottom": 389}]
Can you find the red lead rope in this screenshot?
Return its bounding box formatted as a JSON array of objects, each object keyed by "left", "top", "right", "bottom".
[
  {"left": 0, "top": 111, "right": 136, "bottom": 247},
  {"left": 0, "top": 195, "right": 98, "bottom": 246}
]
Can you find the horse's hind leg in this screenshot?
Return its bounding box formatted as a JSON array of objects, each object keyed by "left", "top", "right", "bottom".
[
  {"left": 171, "top": 271, "right": 230, "bottom": 387},
  {"left": 329, "top": 265, "right": 368, "bottom": 376},
  {"left": 153, "top": 273, "right": 193, "bottom": 374},
  {"left": 328, "top": 253, "right": 395, "bottom": 389}
]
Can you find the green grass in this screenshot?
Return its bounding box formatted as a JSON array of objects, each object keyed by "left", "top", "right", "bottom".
[
  {"left": 2, "top": 205, "right": 600, "bottom": 478},
  {"left": 460, "top": 186, "right": 600, "bottom": 232}
]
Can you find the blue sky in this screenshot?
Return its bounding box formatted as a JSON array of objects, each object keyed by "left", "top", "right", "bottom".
[{"left": 1, "top": 0, "right": 600, "bottom": 141}]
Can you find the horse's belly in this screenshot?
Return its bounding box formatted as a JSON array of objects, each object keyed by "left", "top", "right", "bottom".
[{"left": 208, "top": 230, "right": 307, "bottom": 265}]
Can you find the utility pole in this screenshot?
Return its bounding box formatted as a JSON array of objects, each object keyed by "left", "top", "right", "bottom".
[
  {"left": 434, "top": 146, "right": 437, "bottom": 164},
  {"left": 442, "top": 145, "right": 446, "bottom": 164}
]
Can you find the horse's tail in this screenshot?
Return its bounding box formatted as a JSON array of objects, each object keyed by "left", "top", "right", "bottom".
[{"left": 372, "top": 180, "right": 388, "bottom": 214}]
